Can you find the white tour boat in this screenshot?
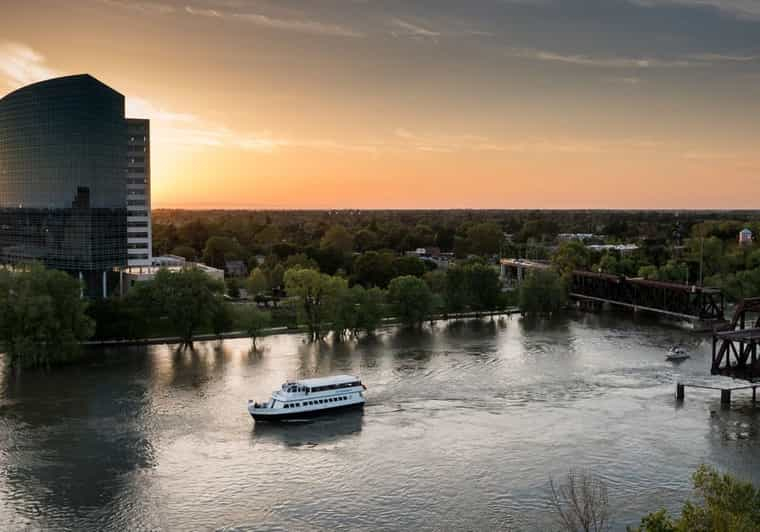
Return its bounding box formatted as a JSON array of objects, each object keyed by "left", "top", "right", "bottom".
[{"left": 248, "top": 375, "right": 366, "bottom": 422}]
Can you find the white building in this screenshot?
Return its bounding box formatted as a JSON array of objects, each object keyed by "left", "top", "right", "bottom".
[
  {"left": 739, "top": 228, "right": 753, "bottom": 245},
  {"left": 126, "top": 119, "right": 152, "bottom": 267},
  {"left": 121, "top": 255, "right": 224, "bottom": 292}
]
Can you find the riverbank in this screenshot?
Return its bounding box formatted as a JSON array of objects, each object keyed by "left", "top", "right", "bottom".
[{"left": 82, "top": 308, "right": 522, "bottom": 347}]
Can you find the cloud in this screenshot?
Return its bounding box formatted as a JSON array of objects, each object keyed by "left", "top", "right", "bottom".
[
  {"left": 184, "top": 5, "right": 364, "bottom": 37},
  {"left": 628, "top": 0, "right": 760, "bottom": 21},
  {"left": 0, "top": 42, "right": 59, "bottom": 88},
  {"left": 97, "top": 0, "right": 176, "bottom": 14},
  {"left": 506, "top": 48, "right": 693, "bottom": 68},
  {"left": 506, "top": 48, "right": 759, "bottom": 68},
  {"left": 390, "top": 18, "right": 441, "bottom": 40}
]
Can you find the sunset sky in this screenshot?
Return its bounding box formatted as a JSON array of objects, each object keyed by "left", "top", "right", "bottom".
[{"left": 1, "top": 0, "right": 759, "bottom": 209}]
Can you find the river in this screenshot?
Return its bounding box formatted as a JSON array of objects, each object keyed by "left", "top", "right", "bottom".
[{"left": 1, "top": 313, "right": 759, "bottom": 530}]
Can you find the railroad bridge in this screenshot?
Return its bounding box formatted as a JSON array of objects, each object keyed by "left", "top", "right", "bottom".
[
  {"left": 500, "top": 258, "right": 725, "bottom": 322},
  {"left": 712, "top": 298, "right": 760, "bottom": 381}
]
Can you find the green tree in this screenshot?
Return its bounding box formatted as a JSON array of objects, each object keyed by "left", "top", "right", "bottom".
[
  {"left": 240, "top": 306, "right": 272, "bottom": 349},
  {"left": 321, "top": 224, "right": 354, "bottom": 253},
  {"left": 356, "top": 286, "right": 386, "bottom": 335},
  {"left": 467, "top": 263, "right": 501, "bottom": 314},
  {"left": 553, "top": 241, "right": 591, "bottom": 277},
  {"left": 638, "top": 265, "right": 659, "bottom": 280},
  {"left": 392, "top": 255, "right": 427, "bottom": 278},
  {"left": 0, "top": 265, "right": 94, "bottom": 369},
  {"left": 467, "top": 222, "right": 503, "bottom": 257},
  {"left": 137, "top": 268, "right": 224, "bottom": 346},
  {"left": 284, "top": 268, "right": 347, "bottom": 341},
  {"left": 247, "top": 267, "right": 269, "bottom": 295},
  {"left": 445, "top": 265, "right": 470, "bottom": 313},
  {"left": 227, "top": 278, "right": 241, "bottom": 298},
  {"left": 283, "top": 253, "right": 318, "bottom": 271},
  {"left": 388, "top": 275, "right": 433, "bottom": 328},
  {"left": 202, "top": 236, "right": 242, "bottom": 269},
  {"left": 354, "top": 251, "right": 396, "bottom": 288},
  {"left": 211, "top": 301, "right": 234, "bottom": 338},
  {"left": 354, "top": 229, "right": 379, "bottom": 252},
  {"left": 519, "top": 270, "right": 566, "bottom": 316},
  {"left": 632, "top": 465, "right": 760, "bottom": 532},
  {"left": 170, "top": 245, "right": 198, "bottom": 260}
]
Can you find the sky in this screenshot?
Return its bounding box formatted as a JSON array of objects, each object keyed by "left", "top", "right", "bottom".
[{"left": 0, "top": 0, "right": 759, "bottom": 209}]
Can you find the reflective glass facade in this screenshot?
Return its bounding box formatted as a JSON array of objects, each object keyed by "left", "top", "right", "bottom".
[{"left": 0, "top": 75, "right": 128, "bottom": 270}]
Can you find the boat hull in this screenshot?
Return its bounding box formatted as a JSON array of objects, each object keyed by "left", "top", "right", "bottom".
[{"left": 250, "top": 401, "right": 364, "bottom": 422}]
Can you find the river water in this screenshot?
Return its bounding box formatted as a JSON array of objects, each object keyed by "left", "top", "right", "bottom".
[{"left": 1, "top": 313, "right": 760, "bottom": 531}]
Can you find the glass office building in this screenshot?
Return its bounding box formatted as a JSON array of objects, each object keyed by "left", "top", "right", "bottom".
[{"left": 0, "top": 74, "right": 129, "bottom": 295}]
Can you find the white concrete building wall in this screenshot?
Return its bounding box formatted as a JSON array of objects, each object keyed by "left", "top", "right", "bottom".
[{"left": 126, "top": 119, "right": 152, "bottom": 267}]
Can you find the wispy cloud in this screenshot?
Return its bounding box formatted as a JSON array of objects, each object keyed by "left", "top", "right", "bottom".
[
  {"left": 506, "top": 47, "right": 759, "bottom": 68},
  {"left": 507, "top": 48, "right": 692, "bottom": 68},
  {"left": 97, "top": 0, "right": 176, "bottom": 14},
  {"left": 390, "top": 18, "right": 441, "bottom": 40},
  {"left": 184, "top": 5, "right": 364, "bottom": 37},
  {"left": 0, "top": 42, "right": 58, "bottom": 88},
  {"left": 629, "top": 0, "right": 760, "bottom": 21}
]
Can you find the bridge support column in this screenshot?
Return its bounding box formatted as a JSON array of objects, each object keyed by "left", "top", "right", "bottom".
[
  {"left": 676, "top": 383, "right": 685, "bottom": 401},
  {"left": 721, "top": 389, "right": 732, "bottom": 406}
]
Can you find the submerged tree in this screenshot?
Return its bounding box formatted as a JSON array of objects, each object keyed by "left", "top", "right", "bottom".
[
  {"left": 519, "top": 269, "right": 566, "bottom": 316},
  {"left": 0, "top": 264, "right": 94, "bottom": 369},
  {"left": 133, "top": 267, "right": 224, "bottom": 347},
  {"left": 240, "top": 306, "right": 272, "bottom": 349},
  {"left": 387, "top": 275, "right": 433, "bottom": 328},
  {"left": 284, "top": 268, "right": 346, "bottom": 341}
]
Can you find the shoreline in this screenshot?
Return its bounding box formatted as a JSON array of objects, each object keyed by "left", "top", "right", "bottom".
[{"left": 83, "top": 308, "right": 522, "bottom": 348}]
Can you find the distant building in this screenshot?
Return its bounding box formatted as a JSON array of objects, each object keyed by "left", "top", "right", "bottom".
[
  {"left": 225, "top": 259, "right": 248, "bottom": 277},
  {"left": 558, "top": 233, "right": 596, "bottom": 242},
  {"left": 405, "top": 247, "right": 453, "bottom": 270},
  {"left": 587, "top": 244, "right": 639, "bottom": 255},
  {"left": 739, "top": 228, "right": 753, "bottom": 245},
  {"left": 121, "top": 255, "right": 224, "bottom": 292}
]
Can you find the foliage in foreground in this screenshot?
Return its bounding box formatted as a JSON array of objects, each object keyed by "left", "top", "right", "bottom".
[
  {"left": 0, "top": 264, "right": 94, "bottom": 369},
  {"left": 550, "top": 469, "right": 609, "bottom": 532},
  {"left": 630, "top": 465, "right": 760, "bottom": 532}
]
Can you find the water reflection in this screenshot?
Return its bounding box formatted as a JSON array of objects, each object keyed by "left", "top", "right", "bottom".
[
  {"left": 251, "top": 410, "right": 365, "bottom": 447},
  {"left": 4, "top": 315, "right": 760, "bottom": 530}
]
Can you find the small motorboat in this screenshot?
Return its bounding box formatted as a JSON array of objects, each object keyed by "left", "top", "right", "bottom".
[{"left": 666, "top": 346, "right": 690, "bottom": 362}]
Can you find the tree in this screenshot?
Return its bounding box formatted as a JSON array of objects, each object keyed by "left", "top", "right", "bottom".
[
  {"left": 354, "top": 251, "right": 395, "bottom": 288},
  {"left": 467, "top": 263, "right": 501, "bottom": 314},
  {"left": 354, "top": 229, "right": 379, "bottom": 252},
  {"left": 321, "top": 224, "right": 353, "bottom": 253},
  {"left": 170, "top": 245, "right": 197, "bottom": 260},
  {"left": 202, "top": 236, "right": 242, "bottom": 269},
  {"left": 553, "top": 241, "right": 591, "bottom": 277},
  {"left": 227, "top": 278, "right": 241, "bottom": 298},
  {"left": 283, "top": 253, "right": 318, "bottom": 271},
  {"left": 445, "top": 265, "right": 470, "bottom": 313},
  {"left": 0, "top": 264, "right": 94, "bottom": 369},
  {"left": 284, "top": 268, "right": 347, "bottom": 341},
  {"left": 519, "top": 270, "right": 566, "bottom": 316},
  {"left": 466, "top": 222, "right": 503, "bottom": 257},
  {"left": 549, "top": 469, "right": 609, "bottom": 532},
  {"left": 633, "top": 465, "right": 760, "bottom": 532},
  {"left": 388, "top": 275, "right": 433, "bottom": 328},
  {"left": 356, "top": 286, "right": 386, "bottom": 335},
  {"left": 638, "top": 265, "right": 659, "bottom": 280},
  {"left": 392, "top": 255, "right": 427, "bottom": 278},
  {"left": 247, "top": 267, "right": 269, "bottom": 295},
  {"left": 137, "top": 268, "right": 224, "bottom": 346},
  {"left": 211, "top": 302, "right": 234, "bottom": 338},
  {"left": 240, "top": 306, "right": 271, "bottom": 349}
]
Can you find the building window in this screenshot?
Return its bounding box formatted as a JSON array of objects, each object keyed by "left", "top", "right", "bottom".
[{"left": 127, "top": 200, "right": 146, "bottom": 206}]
